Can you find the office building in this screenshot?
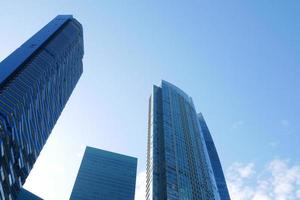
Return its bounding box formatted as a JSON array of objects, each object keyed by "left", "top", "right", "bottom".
[
  {"left": 70, "top": 146, "right": 137, "bottom": 200},
  {"left": 198, "top": 113, "right": 231, "bottom": 200},
  {"left": 146, "top": 81, "right": 230, "bottom": 200},
  {"left": 0, "top": 15, "right": 83, "bottom": 199},
  {"left": 16, "top": 188, "right": 42, "bottom": 200}
]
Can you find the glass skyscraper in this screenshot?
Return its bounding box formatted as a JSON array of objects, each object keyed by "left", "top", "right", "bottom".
[
  {"left": 16, "top": 188, "right": 42, "bottom": 200},
  {"left": 198, "top": 113, "right": 231, "bottom": 200},
  {"left": 70, "top": 146, "right": 137, "bottom": 200},
  {"left": 0, "top": 15, "right": 84, "bottom": 199},
  {"left": 146, "top": 81, "right": 230, "bottom": 200}
]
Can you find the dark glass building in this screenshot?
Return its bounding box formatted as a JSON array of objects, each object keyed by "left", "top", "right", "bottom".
[
  {"left": 16, "top": 188, "right": 42, "bottom": 200},
  {"left": 146, "top": 81, "right": 230, "bottom": 200},
  {"left": 198, "top": 113, "right": 231, "bottom": 200},
  {"left": 70, "top": 146, "right": 137, "bottom": 200},
  {"left": 0, "top": 15, "right": 84, "bottom": 199}
]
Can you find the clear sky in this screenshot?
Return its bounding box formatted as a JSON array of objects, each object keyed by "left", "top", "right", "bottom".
[{"left": 0, "top": 1, "right": 299, "bottom": 199}]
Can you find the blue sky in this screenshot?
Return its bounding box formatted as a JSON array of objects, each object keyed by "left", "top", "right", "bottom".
[{"left": 0, "top": 1, "right": 299, "bottom": 199}]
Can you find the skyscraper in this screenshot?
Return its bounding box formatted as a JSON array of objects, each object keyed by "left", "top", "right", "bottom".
[
  {"left": 70, "top": 146, "right": 137, "bottom": 200},
  {"left": 146, "top": 81, "right": 230, "bottom": 200},
  {"left": 0, "top": 15, "right": 84, "bottom": 199},
  {"left": 16, "top": 188, "right": 42, "bottom": 200},
  {"left": 198, "top": 113, "right": 231, "bottom": 200}
]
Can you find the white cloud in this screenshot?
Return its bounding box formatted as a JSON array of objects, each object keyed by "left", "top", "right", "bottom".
[
  {"left": 226, "top": 163, "right": 255, "bottom": 200},
  {"left": 135, "top": 171, "right": 146, "bottom": 200},
  {"left": 252, "top": 193, "right": 271, "bottom": 200},
  {"left": 227, "top": 159, "right": 300, "bottom": 200},
  {"left": 238, "top": 163, "right": 255, "bottom": 178}
]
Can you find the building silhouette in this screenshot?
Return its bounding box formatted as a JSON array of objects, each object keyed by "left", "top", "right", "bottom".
[
  {"left": 146, "top": 81, "right": 230, "bottom": 200},
  {"left": 70, "top": 146, "right": 137, "bottom": 200},
  {"left": 16, "top": 188, "right": 42, "bottom": 200},
  {"left": 0, "top": 15, "right": 83, "bottom": 199}
]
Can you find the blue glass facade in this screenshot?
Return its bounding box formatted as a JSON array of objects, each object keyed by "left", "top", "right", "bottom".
[
  {"left": 70, "top": 146, "right": 137, "bottom": 200},
  {"left": 0, "top": 15, "right": 84, "bottom": 199},
  {"left": 16, "top": 188, "right": 42, "bottom": 200},
  {"left": 146, "top": 81, "right": 228, "bottom": 200},
  {"left": 198, "top": 113, "right": 231, "bottom": 200}
]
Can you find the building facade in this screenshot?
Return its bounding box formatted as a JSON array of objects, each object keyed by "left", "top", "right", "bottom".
[
  {"left": 198, "top": 113, "right": 231, "bottom": 200},
  {"left": 70, "top": 146, "right": 137, "bottom": 200},
  {"left": 0, "top": 15, "right": 84, "bottom": 199},
  {"left": 16, "top": 188, "right": 42, "bottom": 200},
  {"left": 146, "top": 81, "right": 230, "bottom": 200}
]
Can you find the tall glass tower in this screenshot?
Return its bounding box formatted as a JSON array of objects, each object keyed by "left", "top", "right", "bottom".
[
  {"left": 146, "top": 81, "right": 230, "bottom": 200},
  {"left": 70, "top": 146, "right": 137, "bottom": 200},
  {"left": 0, "top": 15, "right": 84, "bottom": 199},
  {"left": 198, "top": 113, "right": 231, "bottom": 200}
]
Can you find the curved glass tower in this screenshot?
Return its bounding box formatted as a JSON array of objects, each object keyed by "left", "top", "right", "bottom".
[
  {"left": 146, "top": 80, "right": 230, "bottom": 200},
  {"left": 198, "top": 113, "right": 231, "bottom": 200},
  {"left": 0, "top": 15, "right": 83, "bottom": 199}
]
